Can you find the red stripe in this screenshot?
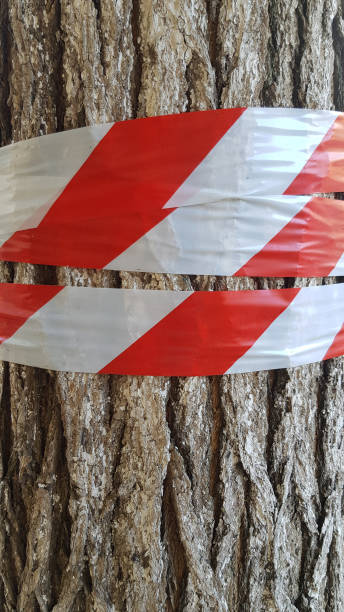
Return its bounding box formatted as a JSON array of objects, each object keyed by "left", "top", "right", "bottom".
[
  {"left": 235, "top": 197, "right": 344, "bottom": 277},
  {"left": 99, "top": 288, "right": 299, "bottom": 376},
  {"left": 0, "top": 283, "right": 62, "bottom": 344},
  {"left": 323, "top": 322, "right": 344, "bottom": 361},
  {"left": 0, "top": 108, "right": 245, "bottom": 268},
  {"left": 285, "top": 115, "right": 344, "bottom": 195}
]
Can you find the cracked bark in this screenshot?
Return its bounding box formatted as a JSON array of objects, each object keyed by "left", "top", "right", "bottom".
[{"left": 0, "top": 0, "right": 344, "bottom": 610}]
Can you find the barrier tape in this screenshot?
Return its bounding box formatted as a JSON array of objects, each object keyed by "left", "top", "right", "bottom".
[
  {"left": 1, "top": 283, "right": 343, "bottom": 376},
  {"left": 1, "top": 108, "right": 344, "bottom": 271},
  {"left": 2, "top": 194, "right": 344, "bottom": 276},
  {"left": 105, "top": 195, "right": 344, "bottom": 277}
]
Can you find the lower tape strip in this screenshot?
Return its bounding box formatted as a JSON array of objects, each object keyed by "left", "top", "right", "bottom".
[{"left": 0, "top": 283, "right": 343, "bottom": 376}]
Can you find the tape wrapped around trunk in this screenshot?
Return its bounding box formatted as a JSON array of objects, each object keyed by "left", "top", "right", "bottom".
[
  {"left": 1, "top": 108, "right": 344, "bottom": 273},
  {"left": 1, "top": 282, "right": 343, "bottom": 376},
  {"left": 1, "top": 194, "right": 344, "bottom": 276}
]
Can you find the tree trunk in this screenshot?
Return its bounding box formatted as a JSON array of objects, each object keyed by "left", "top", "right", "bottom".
[{"left": 1, "top": 1, "right": 344, "bottom": 610}]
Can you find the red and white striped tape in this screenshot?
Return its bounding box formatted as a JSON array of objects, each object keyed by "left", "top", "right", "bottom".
[
  {"left": 3, "top": 193, "right": 344, "bottom": 276},
  {"left": 1, "top": 108, "right": 344, "bottom": 272},
  {"left": 106, "top": 195, "right": 344, "bottom": 277},
  {"left": 1, "top": 283, "right": 343, "bottom": 375}
]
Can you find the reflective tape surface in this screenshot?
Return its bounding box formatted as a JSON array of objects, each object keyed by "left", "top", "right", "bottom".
[{"left": 1, "top": 283, "right": 343, "bottom": 376}]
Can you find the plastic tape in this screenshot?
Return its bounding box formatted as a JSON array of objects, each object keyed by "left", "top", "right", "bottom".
[
  {"left": 1, "top": 282, "right": 343, "bottom": 376},
  {"left": 1, "top": 108, "right": 344, "bottom": 272}
]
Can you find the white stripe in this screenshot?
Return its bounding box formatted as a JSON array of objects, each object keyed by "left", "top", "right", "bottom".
[
  {"left": 0, "top": 287, "right": 191, "bottom": 373},
  {"left": 0, "top": 124, "right": 113, "bottom": 246},
  {"left": 227, "top": 283, "right": 344, "bottom": 374},
  {"left": 164, "top": 108, "right": 339, "bottom": 208},
  {"left": 329, "top": 252, "right": 344, "bottom": 276},
  {"left": 105, "top": 195, "right": 311, "bottom": 274}
]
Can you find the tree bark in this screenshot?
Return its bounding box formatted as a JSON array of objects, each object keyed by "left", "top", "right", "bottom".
[{"left": 1, "top": 1, "right": 344, "bottom": 610}]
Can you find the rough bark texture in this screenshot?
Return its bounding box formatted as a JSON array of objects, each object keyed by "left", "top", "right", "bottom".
[{"left": 0, "top": 1, "right": 344, "bottom": 610}]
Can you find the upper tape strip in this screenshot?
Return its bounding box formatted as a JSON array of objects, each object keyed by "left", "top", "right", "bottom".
[
  {"left": 1, "top": 283, "right": 343, "bottom": 376},
  {"left": 1, "top": 108, "right": 344, "bottom": 273}
]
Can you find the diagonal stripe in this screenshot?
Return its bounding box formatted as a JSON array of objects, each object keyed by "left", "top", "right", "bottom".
[
  {"left": 164, "top": 108, "right": 339, "bottom": 207},
  {"left": 285, "top": 114, "right": 344, "bottom": 195},
  {"left": 0, "top": 109, "right": 245, "bottom": 269},
  {"left": 234, "top": 197, "right": 344, "bottom": 277},
  {"left": 323, "top": 322, "right": 344, "bottom": 361},
  {"left": 105, "top": 196, "right": 311, "bottom": 275},
  {"left": 0, "top": 287, "right": 191, "bottom": 372},
  {"left": 329, "top": 251, "right": 344, "bottom": 275},
  {"left": 0, "top": 124, "right": 113, "bottom": 247},
  {"left": 99, "top": 288, "right": 299, "bottom": 376},
  {"left": 0, "top": 283, "right": 63, "bottom": 344},
  {"left": 227, "top": 284, "right": 344, "bottom": 373}
]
